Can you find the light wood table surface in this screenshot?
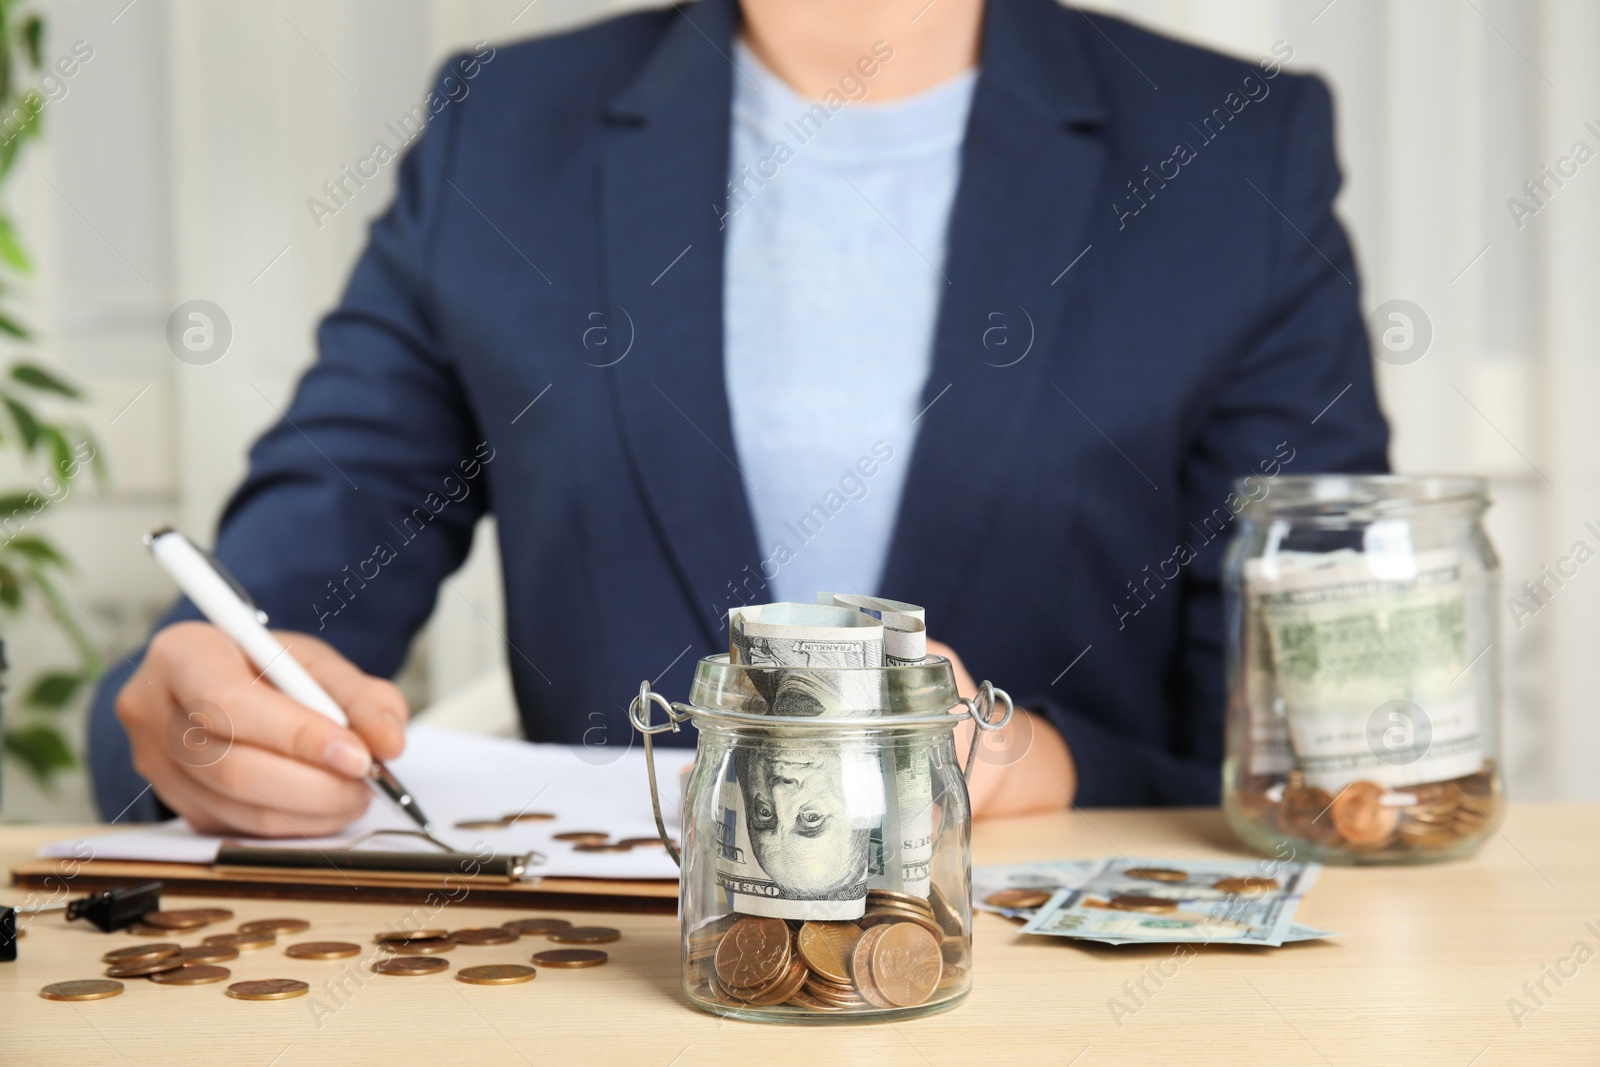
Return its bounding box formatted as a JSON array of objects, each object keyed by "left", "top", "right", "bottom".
[{"left": 3, "top": 805, "right": 1596, "bottom": 1066}]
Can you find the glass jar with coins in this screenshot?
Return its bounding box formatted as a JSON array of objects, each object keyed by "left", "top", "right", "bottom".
[
  {"left": 1222, "top": 475, "right": 1502, "bottom": 864},
  {"left": 631, "top": 654, "right": 1012, "bottom": 1022}
]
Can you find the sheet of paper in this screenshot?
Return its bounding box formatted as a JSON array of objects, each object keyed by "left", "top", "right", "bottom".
[{"left": 41, "top": 724, "right": 684, "bottom": 881}]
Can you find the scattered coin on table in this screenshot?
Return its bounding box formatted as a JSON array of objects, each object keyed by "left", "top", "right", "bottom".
[
  {"left": 1123, "top": 867, "right": 1190, "bottom": 883},
  {"left": 530, "top": 949, "right": 608, "bottom": 969},
  {"left": 374, "top": 929, "right": 448, "bottom": 943},
  {"left": 106, "top": 955, "right": 184, "bottom": 978},
  {"left": 501, "top": 918, "right": 571, "bottom": 937},
  {"left": 546, "top": 926, "right": 620, "bottom": 944},
  {"left": 204, "top": 932, "right": 276, "bottom": 951},
  {"left": 143, "top": 908, "right": 232, "bottom": 930},
  {"left": 181, "top": 944, "right": 239, "bottom": 964},
  {"left": 391, "top": 937, "right": 455, "bottom": 955},
  {"left": 616, "top": 836, "right": 671, "bottom": 849},
  {"left": 126, "top": 923, "right": 170, "bottom": 937},
  {"left": 1106, "top": 895, "right": 1178, "bottom": 913},
  {"left": 502, "top": 811, "right": 556, "bottom": 823},
  {"left": 983, "top": 888, "right": 1054, "bottom": 910},
  {"left": 286, "top": 941, "right": 362, "bottom": 960},
  {"left": 226, "top": 978, "right": 310, "bottom": 1001},
  {"left": 551, "top": 831, "right": 610, "bottom": 843},
  {"left": 102, "top": 943, "right": 180, "bottom": 965},
  {"left": 572, "top": 842, "right": 633, "bottom": 852},
  {"left": 450, "top": 927, "right": 519, "bottom": 946},
  {"left": 454, "top": 819, "right": 510, "bottom": 831},
  {"left": 149, "top": 964, "right": 232, "bottom": 985},
  {"left": 40, "top": 980, "right": 124, "bottom": 1002},
  {"left": 1213, "top": 876, "right": 1278, "bottom": 894},
  {"left": 238, "top": 918, "right": 311, "bottom": 937},
  {"left": 373, "top": 956, "right": 449, "bottom": 976},
  {"left": 457, "top": 964, "right": 538, "bottom": 985}
]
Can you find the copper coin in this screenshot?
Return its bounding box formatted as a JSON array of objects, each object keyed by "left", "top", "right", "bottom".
[
  {"left": 1108, "top": 895, "right": 1178, "bottom": 913},
  {"left": 616, "top": 836, "right": 668, "bottom": 848},
  {"left": 928, "top": 885, "right": 965, "bottom": 937},
  {"left": 552, "top": 831, "right": 610, "bottom": 843},
  {"left": 373, "top": 956, "right": 449, "bottom": 976},
  {"left": 860, "top": 907, "right": 945, "bottom": 944},
  {"left": 391, "top": 938, "right": 455, "bottom": 955},
  {"left": 105, "top": 956, "right": 185, "bottom": 978},
  {"left": 502, "top": 918, "right": 573, "bottom": 937},
  {"left": 870, "top": 921, "right": 942, "bottom": 1008},
  {"left": 454, "top": 819, "right": 511, "bottom": 831},
  {"left": 740, "top": 957, "right": 808, "bottom": 1006},
  {"left": 866, "top": 889, "right": 934, "bottom": 914},
  {"left": 150, "top": 964, "right": 232, "bottom": 985},
  {"left": 375, "top": 929, "right": 449, "bottom": 943},
  {"left": 126, "top": 923, "right": 170, "bottom": 937},
  {"left": 714, "top": 917, "right": 790, "bottom": 992},
  {"left": 502, "top": 811, "right": 557, "bottom": 823},
  {"left": 1330, "top": 781, "right": 1400, "bottom": 846},
  {"left": 940, "top": 937, "right": 969, "bottom": 966},
  {"left": 203, "top": 932, "right": 276, "bottom": 950},
  {"left": 572, "top": 842, "right": 633, "bottom": 852},
  {"left": 450, "top": 928, "right": 519, "bottom": 946},
  {"left": 1123, "top": 867, "right": 1189, "bottom": 883},
  {"left": 1279, "top": 782, "right": 1337, "bottom": 841},
  {"left": 102, "top": 942, "right": 181, "bottom": 965},
  {"left": 286, "top": 941, "right": 362, "bottom": 960},
  {"left": 142, "top": 908, "right": 229, "bottom": 930},
  {"left": 40, "top": 979, "right": 124, "bottom": 1002},
  {"left": 803, "top": 977, "right": 866, "bottom": 1006},
  {"left": 181, "top": 944, "right": 239, "bottom": 964},
  {"left": 1213, "top": 876, "right": 1279, "bottom": 895},
  {"left": 796, "top": 922, "right": 863, "bottom": 987},
  {"left": 531, "top": 948, "right": 608, "bottom": 968},
  {"left": 239, "top": 918, "right": 310, "bottom": 937},
  {"left": 788, "top": 988, "right": 848, "bottom": 1012},
  {"left": 226, "top": 978, "right": 310, "bottom": 1000},
  {"left": 984, "top": 888, "right": 1054, "bottom": 910},
  {"left": 457, "top": 964, "right": 537, "bottom": 985},
  {"left": 850, "top": 925, "right": 894, "bottom": 1009},
  {"left": 546, "top": 926, "right": 620, "bottom": 945}
]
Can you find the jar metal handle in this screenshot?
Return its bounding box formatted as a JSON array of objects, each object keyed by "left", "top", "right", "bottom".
[
  {"left": 961, "top": 681, "right": 1014, "bottom": 784},
  {"left": 628, "top": 680, "right": 689, "bottom": 868}
]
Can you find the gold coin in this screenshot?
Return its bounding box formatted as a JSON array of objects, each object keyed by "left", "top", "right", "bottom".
[
  {"left": 102, "top": 942, "right": 181, "bottom": 965},
  {"left": 714, "top": 917, "right": 790, "bottom": 992},
  {"left": 551, "top": 831, "right": 610, "bottom": 843},
  {"left": 1122, "top": 867, "right": 1189, "bottom": 883},
  {"left": 796, "top": 922, "right": 863, "bottom": 986},
  {"left": 226, "top": 978, "right": 310, "bottom": 1000},
  {"left": 984, "top": 888, "right": 1054, "bottom": 910},
  {"left": 149, "top": 964, "right": 232, "bottom": 985},
  {"left": 1329, "top": 781, "right": 1400, "bottom": 847},
  {"left": 374, "top": 929, "right": 449, "bottom": 943},
  {"left": 181, "top": 944, "right": 239, "bottom": 964},
  {"left": 870, "top": 922, "right": 941, "bottom": 1008},
  {"left": 286, "top": 941, "right": 363, "bottom": 960},
  {"left": 530, "top": 948, "right": 608, "bottom": 968},
  {"left": 142, "top": 908, "right": 229, "bottom": 930},
  {"left": 372, "top": 956, "right": 449, "bottom": 976},
  {"left": 546, "top": 926, "right": 620, "bottom": 945},
  {"left": 1107, "top": 895, "right": 1177, "bottom": 913},
  {"left": 105, "top": 956, "right": 185, "bottom": 978},
  {"left": 457, "top": 964, "right": 537, "bottom": 985},
  {"left": 502, "top": 917, "right": 573, "bottom": 937},
  {"left": 238, "top": 918, "right": 310, "bottom": 937},
  {"left": 203, "top": 932, "right": 275, "bottom": 951},
  {"left": 450, "top": 928, "right": 519, "bottom": 946},
  {"left": 391, "top": 938, "right": 455, "bottom": 955},
  {"left": 41, "top": 979, "right": 124, "bottom": 1002},
  {"left": 1213, "top": 876, "right": 1278, "bottom": 895}
]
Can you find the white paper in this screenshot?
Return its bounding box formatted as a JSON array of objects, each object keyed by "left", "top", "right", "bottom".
[{"left": 42, "top": 725, "right": 683, "bottom": 881}]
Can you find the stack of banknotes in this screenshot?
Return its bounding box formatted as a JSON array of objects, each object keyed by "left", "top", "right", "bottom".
[{"left": 974, "top": 858, "right": 1338, "bottom": 946}]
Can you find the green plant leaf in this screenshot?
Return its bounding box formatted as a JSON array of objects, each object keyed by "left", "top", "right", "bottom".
[
  {"left": 41, "top": 425, "right": 73, "bottom": 478},
  {"left": 3, "top": 724, "right": 77, "bottom": 786},
  {"left": 0, "top": 491, "right": 39, "bottom": 516},
  {"left": 4, "top": 394, "right": 39, "bottom": 449},
  {"left": 10, "top": 362, "right": 78, "bottom": 397},
  {"left": 5, "top": 534, "right": 66, "bottom": 567},
  {"left": 0, "top": 308, "right": 29, "bottom": 339},
  {"left": 22, "top": 16, "right": 44, "bottom": 70},
  {"left": 0, "top": 563, "right": 21, "bottom": 609},
  {"left": 0, "top": 216, "right": 31, "bottom": 273},
  {"left": 25, "top": 670, "right": 82, "bottom": 709}
]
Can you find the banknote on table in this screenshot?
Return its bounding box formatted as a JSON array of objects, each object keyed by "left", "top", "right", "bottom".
[
  {"left": 1018, "top": 857, "right": 1323, "bottom": 946},
  {"left": 819, "top": 593, "right": 935, "bottom": 899}
]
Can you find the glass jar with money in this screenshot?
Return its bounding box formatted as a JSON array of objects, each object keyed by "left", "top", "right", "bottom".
[
  {"left": 1222, "top": 475, "right": 1501, "bottom": 864},
  {"left": 630, "top": 600, "right": 1011, "bottom": 1022}
]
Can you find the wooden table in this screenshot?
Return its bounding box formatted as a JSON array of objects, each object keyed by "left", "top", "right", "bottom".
[{"left": 4, "top": 805, "right": 1595, "bottom": 1066}]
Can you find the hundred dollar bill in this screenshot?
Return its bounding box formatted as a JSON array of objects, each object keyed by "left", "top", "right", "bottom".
[
  {"left": 1018, "top": 858, "right": 1320, "bottom": 946},
  {"left": 1244, "top": 548, "right": 1487, "bottom": 792},
  {"left": 818, "top": 593, "right": 935, "bottom": 899},
  {"left": 717, "top": 604, "right": 886, "bottom": 920}
]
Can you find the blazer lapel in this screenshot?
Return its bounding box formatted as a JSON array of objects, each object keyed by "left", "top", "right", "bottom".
[
  {"left": 879, "top": 0, "right": 1112, "bottom": 625},
  {"left": 599, "top": 0, "right": 759, "bottom": 647}
]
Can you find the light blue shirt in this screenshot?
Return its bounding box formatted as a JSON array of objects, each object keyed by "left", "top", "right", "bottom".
[{"left": 723, "top": 42, "right": 977, "bottom": 604}]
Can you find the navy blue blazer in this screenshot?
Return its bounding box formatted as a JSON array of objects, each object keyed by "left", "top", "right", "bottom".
[{"left": 89, "top": 0, "right": 1387, "bottom": 821}]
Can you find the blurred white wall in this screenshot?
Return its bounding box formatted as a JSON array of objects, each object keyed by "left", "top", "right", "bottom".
[{"left": 4, "top": 0, "right": 1596, "bottom": 820}]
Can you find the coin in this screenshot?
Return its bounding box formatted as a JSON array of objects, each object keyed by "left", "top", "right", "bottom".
[
  {"left": 1279, "top": 781, "right": 1338, "bottom": 843},
  {"left": 181, "top": 944, "right": 239, "bottom": 964},
  {"left": 552, "top": 831, "right": 610, "bottom": 843},
  {"left": 106, "top": 956, "right": 185, "bottom": 978},
  {"left": 1107, "top": 895, "right": 1178, "bottom": 913},
  {"left": 928, "top": 885, "right": 965, "bottom": 938},
  {"left": 984, "top": 888, "right": 1054, "bottom": 910},
  {"left": 796, "top": 922, "right": 862, "bottom": 986},
  {"left": 870, "top": 922, "right": 942, "bottom": 1008},
  {"left": 203, "top": 932, "right": 275, "bottom": 950},
  {"left": 502, "top": 917, "right": 573, "bottom": 937},
  {"left": 1213, "top": 876, "right": 1279, "bottom": 895},
  {"left": 1123, "top": 867, "right": 1189, "bottom": 883},
  {"left": 286, "top": 941, "right": 362, "bottom": 960},
  {"left": 239, "top": 918, "right": 311, "bottom": 937},
  {"left": 940, "top": 936, "right": 969, "bottom": 966},
  {"left": 149, "top": 964, "right": 232, "bottom": 985},
  {"left": 572, "top": 842, "right": 634, "bottom": 852},
  {"left": 375, "top": 929, "right": 449, "bottom": 943},
  {"left": 1329, "top": 780, "right": 1399, "bottom": 846},
  {"left": 787, "top": 988, "right": 848, "bottom": 1012},
  {"left": 616, "top": 836, "right": 668, "bottom": 848},
  {"left": 391, "top": 938, "right": 455, "bottom": 955},
  {"left": 737, "top": 956, "right": 807, "bottom": 1006},
  {"left": 226, "top": 978, "right": 310, "bottom": 1000},
  {"left": 546, "top": 926, "right": 620, "bottom": 945},
  {"left": 860, "top": 907, "right": 945, "bottom": 943},
  {"left": 126, "top": 923, "right": 170, "bottom": 937},
  {"left": 454, "top": 819, "right": 511, "bottom": 831},
  {"left": 457, "top": 964, "right": 537, "bottom": 985},
  {"left": 40, "top": 979, "right": 124, "bottom": 1002},
  {"left": 866, "top": 889, "right": 934, "bottom": 913},
  {"left": 531, "top": 948, "right": 608, "bottom": 968},
  {"left": 102, "top": 942, "right": 181, "bottom": 965},
  {"left": 450, "top": 927, "right": 520, "bottom": 946},
  {"left": 373, "top": 956, "right": 449, "bottom": 976},
  {"left": 503, "top": 811, "right": 557, "bottom": 823},
  {"left": 142, "top": 908, "right": 228, "bottom": 930},
  {"left": 850, "top": 925, "right": 894, "bottom": 1009},
  {"left": 715, "top": 917, "right": 790, "bottom": 992}
]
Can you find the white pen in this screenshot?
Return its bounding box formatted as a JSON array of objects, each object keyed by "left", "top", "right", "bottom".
[{"left": 143, "top": 527, "right": 434, "bottom": 834}]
